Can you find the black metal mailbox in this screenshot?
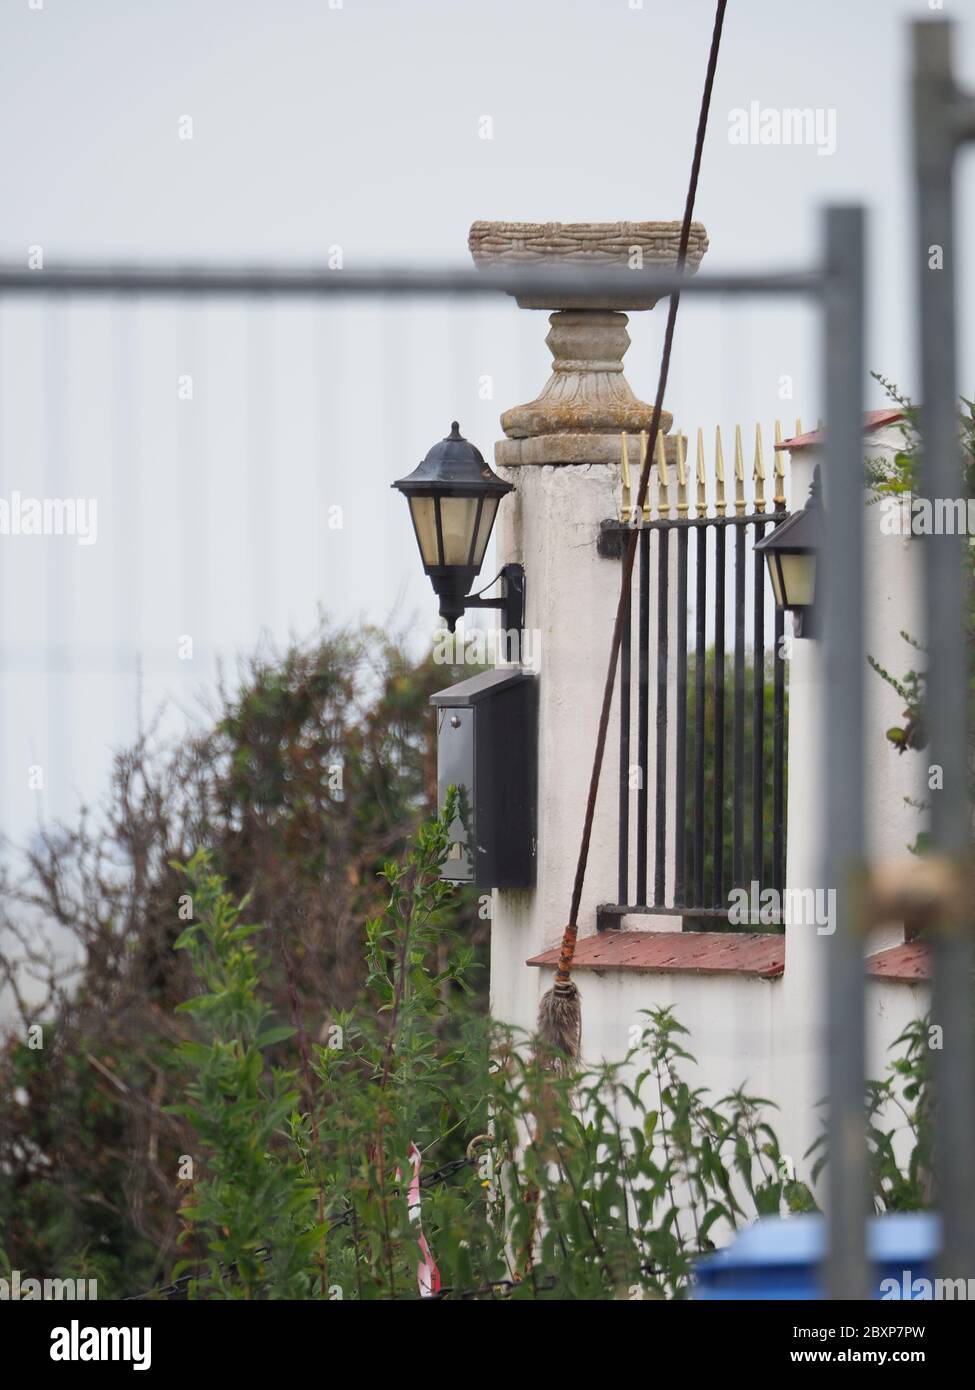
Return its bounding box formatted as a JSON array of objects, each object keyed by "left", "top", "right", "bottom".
[{"left": 430, "top": 667, "right": 537, "bottom": 888}]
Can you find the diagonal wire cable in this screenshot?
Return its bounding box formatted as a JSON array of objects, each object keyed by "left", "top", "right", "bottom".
[{"left": 548, "top": 0, "right": 730, "bottom": 1003}]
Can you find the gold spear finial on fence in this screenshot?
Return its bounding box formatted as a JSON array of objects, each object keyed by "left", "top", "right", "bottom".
[
  {"left": 773, "top": 420, "right": 787, "bottom": 511},
  {"left": 753, "top": 423, "right": 767, "bottom": 514},
  {"left": 620, "top": 432, "right": 632, "bottom": 522},
  {"left": 676, "top": 432, "right": 688, "bottom": 517},
  {"left": 696, "top": 427, "right": 707, "bottom": 516},
  {"left": 714, "top": 425, "right": 726, "bottom": 516},
  {"left": 656, "top": 431, "right": 670, "bottom": 518},
  {"left": 640, "top": 430, "right": 650, "bottom": 521},
  {"left": 734, "top": 424, "right": 746, "bottom": 515}
]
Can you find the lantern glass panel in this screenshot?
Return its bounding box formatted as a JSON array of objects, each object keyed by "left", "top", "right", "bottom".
[
  {"left": 438, "top": 495, "right": 481, "bottom": 566},
  {"left": 470, "top": 497, "right": 498, "bottom": 567},
  {"left": 779, "top": 552, "right": 816, "bottom": 607},
  {"left": 766, "top": 554, "right": 785, "bottom": 608},
  {"left": 408, "top": 496, "right": 440, "bottom": 567}
]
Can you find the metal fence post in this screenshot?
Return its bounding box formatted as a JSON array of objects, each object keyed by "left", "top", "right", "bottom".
[
  {"left": 822, "top": 204, "right": 868, "bottom": 1300},
  {"left": 913, "top": 19, "right": 975, "bottom": 1283}
]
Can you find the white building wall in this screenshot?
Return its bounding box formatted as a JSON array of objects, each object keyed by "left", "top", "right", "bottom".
[
  {"left": 489, "top": 403, "right": 927, "bottom": 1207},
  {"left": 774, "top": 429, "right": 927, "bottom": 1172}
]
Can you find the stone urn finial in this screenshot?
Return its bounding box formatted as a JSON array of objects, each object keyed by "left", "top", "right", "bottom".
[{"left": 469, "top": 220, "right": 708, "bottom": 466}]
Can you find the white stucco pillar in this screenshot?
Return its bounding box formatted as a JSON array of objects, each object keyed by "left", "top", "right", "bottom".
[
  {"left": 491, "top": 463, "right": 623, "bottom": 1036},
  {"left": 468, "top": 220, "right": 709, "bottom": 1041}
]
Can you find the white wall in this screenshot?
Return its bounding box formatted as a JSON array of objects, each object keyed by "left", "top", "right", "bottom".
[
  {"left": 775, "top": 429, "right": 927, "bottom": 1171},
  {"left": 489, "top": 425, "right": 929, "bottom": 1210}
]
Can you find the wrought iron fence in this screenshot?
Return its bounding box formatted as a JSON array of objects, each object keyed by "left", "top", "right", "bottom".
[{"left": 597, "top": 423, "right": 791, "bottom": 931}]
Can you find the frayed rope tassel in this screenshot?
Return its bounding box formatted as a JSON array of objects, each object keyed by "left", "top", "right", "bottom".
[
  {"left": 537, "top": 981, "right": 581, "bottom": 1074},
  {"left": 536, "top": 924, "right": 581, "bottom": 1073}
]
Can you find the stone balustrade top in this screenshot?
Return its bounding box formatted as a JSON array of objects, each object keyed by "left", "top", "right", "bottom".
[
  {"left": 473, "top": 220, "right": 709, "bottom": 463},
  {"left": 469, "top": 220, "right": 708, "bottom": 310},
  {"left": 469, "top": 219, "right": 708, "bottom": 268}
]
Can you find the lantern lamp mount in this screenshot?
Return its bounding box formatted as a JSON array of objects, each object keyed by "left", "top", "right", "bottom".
[{"left": 464, "top": 564, "right": 526, "bottom": 639}]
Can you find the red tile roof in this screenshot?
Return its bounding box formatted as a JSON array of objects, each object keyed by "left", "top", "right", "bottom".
[
  {"left": 527, "top": 930, "right": 785, "bottom": 979},
  {"left": 866, "top": 941, "right": 929, "bottom": 984},
  {"left": 775, "top": 409, "right": 905, "bottom": 452},
  {"left": 526, "top": 933, "right": 931, "bottom": 984}
]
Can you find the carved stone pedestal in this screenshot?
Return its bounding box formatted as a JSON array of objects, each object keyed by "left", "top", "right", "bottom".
[{"left": 469, "top": 220, "right": 708, "bottom": 467}]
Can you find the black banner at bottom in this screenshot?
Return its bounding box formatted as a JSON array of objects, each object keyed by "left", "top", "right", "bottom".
[{"left": 1, "top": 1296, "right": 969, "bottom": 1374}]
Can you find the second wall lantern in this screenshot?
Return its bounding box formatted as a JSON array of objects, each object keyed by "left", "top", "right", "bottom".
[{"left": 755, "top": 464, "right": 823, "bottom": 637}]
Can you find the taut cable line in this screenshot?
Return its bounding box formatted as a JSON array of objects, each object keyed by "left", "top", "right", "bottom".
[{"left": 537, "top": 0, "right": 730, "bottom": 1067}]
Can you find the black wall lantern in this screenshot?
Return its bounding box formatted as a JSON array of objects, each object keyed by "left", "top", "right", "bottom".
[
  {"left": 755, "top": 465, "right": 822, "bottom": 637},
  {"left": 392, "top": 422, "right": 525, "bottom": 639}
]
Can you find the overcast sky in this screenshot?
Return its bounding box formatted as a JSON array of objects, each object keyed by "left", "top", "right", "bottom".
[{"left": 0, "top": 0, "right": 973, "bottom": 847}]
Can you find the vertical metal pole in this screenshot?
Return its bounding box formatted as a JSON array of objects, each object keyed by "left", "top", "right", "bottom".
[
  {"left": 772, "top": 603, "right": 786, "bottom": 897},
  {"left": 675, "top": 527, "right": 689, "bottom": 907},
  {"left": 733, "top": 522, "right": 746, "bottom": 892},
  {"left": 619, "top": 578, "right": 632, "bottom": 905},
  {"left": 694, "top": 526, "right": 708, "bottom": 908},
  {"left": 712, "top": 527, "right": 727, "bottom": 906},
  {"left": 823, "top": 204, "right": 868, "bottom": 1300},
  {"left": 654, "top": 530, "right": 670, "bottom": 905},
  {"left": 913, "top": 19, "right": 975, "bottom": 1282},
  {"left": 637, "top": 528, "right": 650, "bottom": 904},
  {"left": 752, "top": 519, "right": 767, "bottom": 892}
]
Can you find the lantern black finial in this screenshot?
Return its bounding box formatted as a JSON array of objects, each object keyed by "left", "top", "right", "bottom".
[{"left": 449, "top": 421, "right": 462, "bottom": 438}]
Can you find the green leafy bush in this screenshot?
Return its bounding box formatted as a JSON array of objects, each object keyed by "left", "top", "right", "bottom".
[
  {"left": 169, "top": 800, "right": 816, "bottom": 1301},
  {"left": 0, "top": 624, "right": 478, "bottom": 1295},
  {"left": 807, "top": 1017, "right": 934, "bottom": 1215},
  {"left": 167, "top": 850, "right": 317, "bottom": 1298}
]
